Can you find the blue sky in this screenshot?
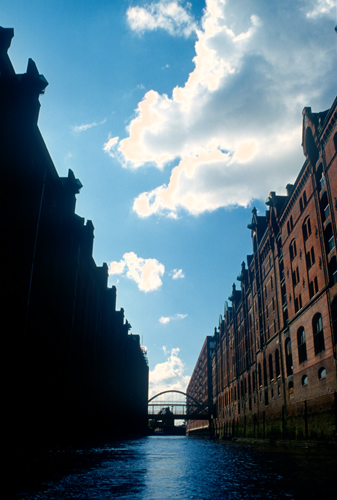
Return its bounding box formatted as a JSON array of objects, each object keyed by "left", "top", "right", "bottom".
[{"left": 2, "top": 0, "right": 336, "bottom": 397}]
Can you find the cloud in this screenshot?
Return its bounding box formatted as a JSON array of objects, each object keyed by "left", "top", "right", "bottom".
[
  {"left": 149, "top": 347, "right": 190, "bottom": 398},
  {"left": 306, "top": 0, "right": 335, "bottom": 18},
  {"left": 108, "top": 251, "right": 165, "bottom": 292},
  {"left": 171, "top": 268, "right": 185, "bottom": 279},
  {"left": 103, "top": 136, "right": 119, "bottom": 158},
  {"left": 73, "top": 118, "right": 106, "bottom": 132},
  {"left": 112, "top": 0, "right": 336, "bottom": 217},
  {"left": 159, "top": 313, "right": 188, "bottom": 324},
  {"left": 159, "top": 316, "right": 170, "bottom": 324},
  {"left": 127, "top": 1, "right": 198, "bottom": 38}
]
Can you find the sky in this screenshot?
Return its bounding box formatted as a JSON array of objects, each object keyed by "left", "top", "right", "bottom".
[{"left": 2, "top": 0, "right": 337, "bottom": 398}]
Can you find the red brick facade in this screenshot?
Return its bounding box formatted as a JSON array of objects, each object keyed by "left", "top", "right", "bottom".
[
  {"left": 190, "top": 96, "right": 337, "bottom": 440},
  {"left": 186, "top": 336, "right": 214, "bottom": 435}
]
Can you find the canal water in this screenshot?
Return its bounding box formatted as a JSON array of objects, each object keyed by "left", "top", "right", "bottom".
[{"left": 3, "top": 436, "right": 336, "bottom": 499}]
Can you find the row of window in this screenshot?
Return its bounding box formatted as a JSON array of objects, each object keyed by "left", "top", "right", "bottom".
[
  {"left": 301, "top": 367, "right": 326, "bottom": 386},
  {"left": 223, "top": 364, "right": 327, "bottom": 411}
]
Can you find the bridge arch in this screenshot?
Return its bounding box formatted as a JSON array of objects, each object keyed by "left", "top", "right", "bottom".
[{"left": 148, "top": 390, "right": 207, "bottom": 412}]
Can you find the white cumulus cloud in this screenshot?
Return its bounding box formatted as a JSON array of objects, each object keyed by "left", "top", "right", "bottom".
[
  {"left": 108, "top": 251, "right": 165, "bottom": 292},
  {"left": 110, "top": 0, "right": 336, "bottom": 218},
  {"left": 127, "top": 0, "right": 198, "bottom": 38},
  {"left": 171, "top": 268, "right": 185, "bottom": 279},
  {"left": 149, "top": 346, "right": 190, "bottom": 398},
  {"left": 159, "top": 313, "right": 188, "bottom": 324}
]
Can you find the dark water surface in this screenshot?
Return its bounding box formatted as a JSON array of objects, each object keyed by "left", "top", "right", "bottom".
[{"left": 4, "top": 436, "right": 336, "bottom": 499}]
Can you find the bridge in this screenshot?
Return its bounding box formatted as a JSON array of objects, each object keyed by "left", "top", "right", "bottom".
[{"left": 148, "top": 390, "right": 210, "bottom": 422}]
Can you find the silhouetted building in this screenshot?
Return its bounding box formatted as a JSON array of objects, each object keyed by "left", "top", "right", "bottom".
[
  {"left": 0, "top": 27, "right": 148, "bottom": 447},
  {"left": 190, "top": 94, "right": 337, "bottom": 441}
]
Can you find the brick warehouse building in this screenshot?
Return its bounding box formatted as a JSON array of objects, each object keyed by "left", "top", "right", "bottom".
[
  {"left": 186, "top": 336, "right": 214, "bottom": 435},
  {"left": 187, "top": 94, "right": 337, "bottom": 441},
  {"left": 0, "top": 27, "right": 148, "bottom": 448}
]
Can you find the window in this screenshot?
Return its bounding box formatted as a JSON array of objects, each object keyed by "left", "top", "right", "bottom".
[
  {"left": 269, "top": 354, "right": 273, "bottom": 382},
  {"left": 302, "top": 374, "right": 308, "bottom": 386},
  {"left": 325, "top": 223, "right": 335, "bottom": 253},
  {"left": 258, "top": 363, "right": 262, "bottom": 387},
  {"left": 290, "top": 239, "right": 297, "bottom": 260},
  {"left": 303, "top": 191, "right": 307, "bottom": 206},
  {"left": 329, "top": 256, "right": 337, "bottom": 286},
  {"left": 263, "top": 358, "right": 268, "bottom": 386},
  {"left": 275, "top": 349, "right": 280, "bottom": 377},
  {"left": 292, "top": 267, "right": 300, "bottom": 287},
  {"left": 297, "top": 327, "right": 307, "bottom": 363},
  {"left": 309, "top": 277, "right": 319, "bottom": 298},
  {"left": 302, "top": 217, "right": 311, "bottom": 242},
  {"left": 299, "top": 197, "right": 303, "bottom": 212},
  {"left": 318, "top": 367, "right": 326, "bottom": 380},
  {"left": 306, "top": 247, "right": 315, "bottom": 269},
  {"left": 295, "top": 294, "right": 302, "bottom": 313},
  {"left": 320, "top": 173, "right": 326, "bottom": 190},
  {"left": 324, "top": 204, "right": 330, "bottom": 221},
  {"left": 265, "top": 389, "right": 269, "bottom": 406},
  {"left": 313, "top": 313, "right": 325, "bottom": 355},
  {"left": 285, "top": 338, "right": 293, "bottom": 376},
  {"left": 328, "top": 236, "right": 335, "bottom": 252}
]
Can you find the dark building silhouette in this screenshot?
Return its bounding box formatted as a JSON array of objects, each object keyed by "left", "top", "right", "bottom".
[
  {"left": 0, "top": 27, "right": 148, "bottom": 447},
  {"left": 188, "top": 94, "right": 337, "bottom": 441}
]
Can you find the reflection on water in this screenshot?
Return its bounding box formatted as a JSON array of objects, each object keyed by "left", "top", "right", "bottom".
[{"left": 4, "top": 436, "right": 337, "bottom": 499}]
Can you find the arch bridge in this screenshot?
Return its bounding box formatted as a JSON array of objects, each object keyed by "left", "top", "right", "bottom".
[{"left": 148, "top": 390, "right": 210, "bottom": 421}]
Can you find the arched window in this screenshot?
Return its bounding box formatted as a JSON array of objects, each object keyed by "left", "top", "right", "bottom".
[
  {"left": 313, "top": 313, "right": 325, "bottom": 355},
  {"left": 269, "top": 354, "right": 273, "bottom": 382},
  {"left": 275, "top": 349, "right": 280, "bottom": 377},
  {"left": 302, "top": 375, "right": 308, "bottom": 386},
  {"left": 297, "top": 327, "right": 307, "bottom": 364},
  {"left": 285, "top": 337, "right": 293, "bottom": 376},
  {"left": 318, "top": 367, "right": 326, "bottom": 380}
]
